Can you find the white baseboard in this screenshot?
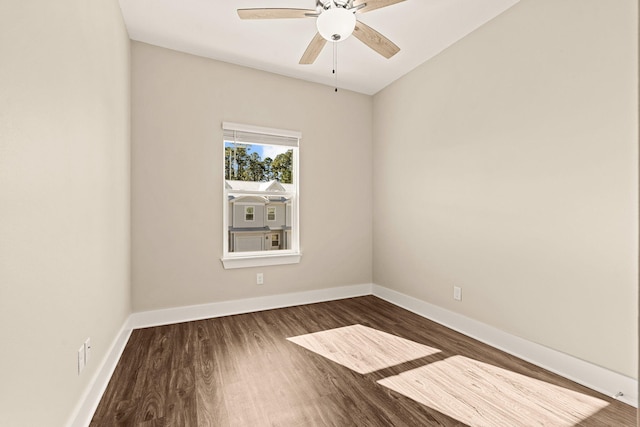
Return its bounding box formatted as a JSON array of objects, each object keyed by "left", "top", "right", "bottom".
[
  {"left": 372, "top": 284, "right": 638, "bottom": 408},
  {"left": 129, "top": 283, "right": 374, "bottom": 329},
  {"left": 69, "top": 281, "right": 637, "bottom": 427},
  {"left": 67, "top": 319, "right": 133, "bottom": 427}
]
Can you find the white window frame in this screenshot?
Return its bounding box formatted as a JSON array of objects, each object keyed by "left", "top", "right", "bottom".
[{"left": 221, "top": 122, "right": 301, "bottom": 269}]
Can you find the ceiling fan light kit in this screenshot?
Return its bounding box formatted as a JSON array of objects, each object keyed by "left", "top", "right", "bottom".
[{"left": 316, "top": 7, "right": 356, "bottom": 42}]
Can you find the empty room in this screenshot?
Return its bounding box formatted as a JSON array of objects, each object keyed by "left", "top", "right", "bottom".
[{"left": 1, "top": 0, "right": 637, "bottom": 426}]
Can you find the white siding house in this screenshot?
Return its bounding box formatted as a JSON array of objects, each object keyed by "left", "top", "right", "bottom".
[{"left": 226, "top": 180, "right": 293, "bottom": 252}]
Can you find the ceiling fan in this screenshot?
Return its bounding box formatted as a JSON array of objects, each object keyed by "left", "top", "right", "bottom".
[{"left": 237, "top": 0, "right": 405, "bottom": 65}]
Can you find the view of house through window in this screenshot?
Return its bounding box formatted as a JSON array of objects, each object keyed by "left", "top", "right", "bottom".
[{"left": 223, "top": 131, "right": 298, "bottom": 257}]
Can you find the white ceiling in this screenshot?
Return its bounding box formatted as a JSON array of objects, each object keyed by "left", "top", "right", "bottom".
[{"left": 118, "top": 0, "right": 520, "bottom": 95}]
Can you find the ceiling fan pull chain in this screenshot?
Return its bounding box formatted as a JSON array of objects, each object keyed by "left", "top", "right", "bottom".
[{"left": 333, "top": 42, "right": 338, "bottom": 92}]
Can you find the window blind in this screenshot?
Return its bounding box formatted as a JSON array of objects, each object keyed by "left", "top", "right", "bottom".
[{"left": 222, "top": 122, "right": 300, "bottom": 147}]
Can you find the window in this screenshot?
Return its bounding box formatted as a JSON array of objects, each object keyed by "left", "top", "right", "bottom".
[
  {"left": 245, "top": 206, "right": 255, "bottom": 222},
  {"left": 221, "top": 122, "right": 301, "bottom": 269},
  {"left": 266, "top": 206, "right": 276, "bottom": 222}
]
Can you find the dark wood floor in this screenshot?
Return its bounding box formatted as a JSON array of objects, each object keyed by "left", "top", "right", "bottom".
[{"left": 90, "top": 296, "right": 636, "bottom": 426}]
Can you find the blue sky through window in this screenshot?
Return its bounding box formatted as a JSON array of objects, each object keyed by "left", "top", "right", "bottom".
[{"left": 224, "top": 142, "right": 289, "bottom": 161}]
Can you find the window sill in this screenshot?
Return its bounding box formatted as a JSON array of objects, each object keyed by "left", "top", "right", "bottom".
[{"left": 221, "top": 252, "right": 301, "bottom": 269}]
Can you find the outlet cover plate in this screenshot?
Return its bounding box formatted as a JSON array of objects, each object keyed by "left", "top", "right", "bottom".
[{"left": 77, "top": 346, "right": 85, "bottom": 374}]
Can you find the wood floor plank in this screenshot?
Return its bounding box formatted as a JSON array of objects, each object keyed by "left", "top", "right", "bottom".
[
  {"left": 194, "top": 325, "right": 229, "bottom": 426},
  {"left": 91, "top": 296, "right": 636, "bottom": 426},
  {"left": 165, "top": 367, "right": 197, "bottom": 426}
]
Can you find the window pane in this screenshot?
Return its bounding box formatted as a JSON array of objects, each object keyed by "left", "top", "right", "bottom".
[
  {"left": 224, "top": 141, "right": 296, "bottom": 255},
  {"left": 225, "top": 142, "right": 293, "bottom": 184}
]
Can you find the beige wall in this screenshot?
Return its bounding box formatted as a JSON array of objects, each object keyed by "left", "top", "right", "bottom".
[
  {"left": 131, "top": 42, "right": 372, "bottom": 311},
  {"left": 0, "top": 1, "right": 131, "bottom": 426},
  {"left": 373, "top": 0, "right": 638, "bottom": 378}
]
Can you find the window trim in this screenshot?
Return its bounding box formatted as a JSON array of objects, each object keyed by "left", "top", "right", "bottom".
[
  {"left": 221, "top": 252, "right": 301, "bottom": 269},
  {"left": 221, "top": 122, "right": 301, "bottom": 269}
]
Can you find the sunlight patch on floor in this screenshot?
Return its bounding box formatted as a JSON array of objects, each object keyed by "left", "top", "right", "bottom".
[
  {"left": 287, "top": 324, "right": 440, "bottom": 374},
  {"left": 377, "top": 355, "right": 609, "bottom": 427}
]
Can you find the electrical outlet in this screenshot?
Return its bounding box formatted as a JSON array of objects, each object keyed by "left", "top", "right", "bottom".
[
  {"left": 84, "top": 338, "right": 91, "bottom": 364},
  {"left": 453, "top": 286, "right": 462, "bottom": 301},
  {"left": 77, "top": 346, "right": 85, "bottom": 374},
  {"left": 257, "top": 273, "right": 264, "bottom": 285}
]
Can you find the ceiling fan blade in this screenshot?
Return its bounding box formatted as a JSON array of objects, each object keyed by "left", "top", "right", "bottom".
[
  {"left": 353, "top": 0, "right": 405, "bottom": 13},
  {"left": 237, "top": 8, "right": 316, "bottom": 19},
  {"left": 299, "top": 33, "right": 327, "bottom": 64},
  {"left": 352, "top": 21, "right": 400, "bottom": 59}
]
